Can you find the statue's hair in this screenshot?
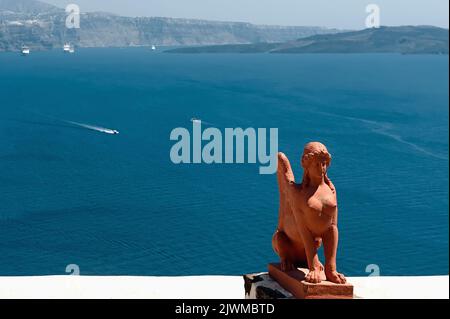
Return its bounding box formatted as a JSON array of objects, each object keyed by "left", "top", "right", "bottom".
[{"left": 301, "top": 142, "right": 335, "bottom": 193}]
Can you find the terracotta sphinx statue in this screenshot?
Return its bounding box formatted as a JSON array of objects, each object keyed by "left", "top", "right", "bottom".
[{"left": 272, "top": 142, "right": 347, "bottom": 284}]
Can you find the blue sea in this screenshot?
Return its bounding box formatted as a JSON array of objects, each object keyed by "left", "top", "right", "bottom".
[{"left": 0, "top": 49, "right": 448, "bottom": 276}]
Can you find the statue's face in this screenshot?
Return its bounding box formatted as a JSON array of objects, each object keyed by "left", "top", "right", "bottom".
[
  {"left": 301, "top": 142, "right": 331, "bottom": 180},
  {"left": 307, "top": 156, "right": 328, "bottom": 179}
]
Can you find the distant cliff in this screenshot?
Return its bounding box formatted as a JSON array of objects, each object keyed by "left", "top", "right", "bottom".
[
  {"left": 166, "top": 26, "right": 449, "bottom": 54},
  {"left": 0, "top": 0, "right": 340, "bottom": 52}
]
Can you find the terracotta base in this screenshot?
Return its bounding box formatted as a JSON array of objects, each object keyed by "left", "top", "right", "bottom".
[{"left": 268, "top": 263, "right": 354, "bottom": 299}]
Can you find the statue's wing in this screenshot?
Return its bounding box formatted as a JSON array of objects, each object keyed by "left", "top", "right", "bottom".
[
  {"left": 277, "top": 152, "right": 295, "bottom": 187},
  {"left": 276, "top": 153, "right": 296, "bottom": 229}
]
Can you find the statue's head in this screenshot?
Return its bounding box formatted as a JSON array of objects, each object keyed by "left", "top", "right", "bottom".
[{"left": 301, "top": 142, "right": 333, "bottom": 188}]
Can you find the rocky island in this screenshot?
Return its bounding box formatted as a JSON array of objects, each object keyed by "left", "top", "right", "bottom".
[{"left": 166, "top": 26, "right": 449, "bottom": 54}]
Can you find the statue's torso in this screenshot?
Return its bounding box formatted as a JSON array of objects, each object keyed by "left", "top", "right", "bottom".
[{"left": 294, "top": 183, "right": 337, "bottom": 236}]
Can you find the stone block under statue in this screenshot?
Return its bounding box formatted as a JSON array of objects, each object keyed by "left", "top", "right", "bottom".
[{"left": 268, "top": 263, "right": 354, "bottom": 299}]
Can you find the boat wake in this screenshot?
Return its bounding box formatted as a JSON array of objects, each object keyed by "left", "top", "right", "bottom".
[
  {"left": 315, "top": 111, "right": 447, "bottom": 161},
  {"left": 65, "top": 121, "right": 119, "bottom": 135},
  {"left": 18, "top": 109, "right": 120, "bottom": 135}
]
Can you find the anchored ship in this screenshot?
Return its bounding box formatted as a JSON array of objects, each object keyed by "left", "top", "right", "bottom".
[
  {"left": 21, "top": 46, "right": 30, "bottom": 55},
  {"left": 64, "top": 43, "right": 75, "bottom": 53}
]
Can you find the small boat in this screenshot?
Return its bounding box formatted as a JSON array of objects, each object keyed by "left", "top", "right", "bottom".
[
  {"left": 152, "top": 45, "right": 157, "bottom": 51},
  {"left": 21, "top": 46, "right": 30, "bottom": 55}
]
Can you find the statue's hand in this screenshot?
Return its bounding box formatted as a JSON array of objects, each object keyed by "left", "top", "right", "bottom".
[{"left": 325, "top": 270, "right": 347, "bottom": 284}]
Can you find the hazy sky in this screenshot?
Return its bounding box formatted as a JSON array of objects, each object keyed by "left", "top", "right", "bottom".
[{"left": 43, "top": 0, "right": 449, "bottom": 29}]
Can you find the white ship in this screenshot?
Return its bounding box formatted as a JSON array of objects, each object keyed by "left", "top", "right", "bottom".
[
  {"left": 152, "top": 45, "right": 157, "bottom": 51},
  {"left": 64, "top": 43, "right": 75, "bottom": 53},
  {"left": 21, "top": 46, "right": 30, "bottom": 55}
]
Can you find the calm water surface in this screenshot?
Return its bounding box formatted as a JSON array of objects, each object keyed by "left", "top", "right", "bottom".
[{"left": 0, "top": 49, "right": 448, "bottom": 276}]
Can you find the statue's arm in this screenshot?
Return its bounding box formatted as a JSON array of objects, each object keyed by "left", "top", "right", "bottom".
[
  {"left": 297, "top": 219, "right": 323, "bottom": 279},
  {"left": 323, "top": 206, "right": 346, "bottom": 284}
]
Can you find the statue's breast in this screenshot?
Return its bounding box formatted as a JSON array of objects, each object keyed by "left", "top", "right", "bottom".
[
  {"left": 321, "top": 196, "right": 337, "bottom": 217},
  {"left": 305, "top": 194, "right": 337, "bottom": 234},
  {"left": 307, "top": 197, "right": 323, "bottom": 214}
]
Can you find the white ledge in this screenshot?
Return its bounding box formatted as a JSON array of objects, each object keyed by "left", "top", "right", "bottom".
[{"left": 0, "top": 275, "right": 448, "bottom": 299}]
